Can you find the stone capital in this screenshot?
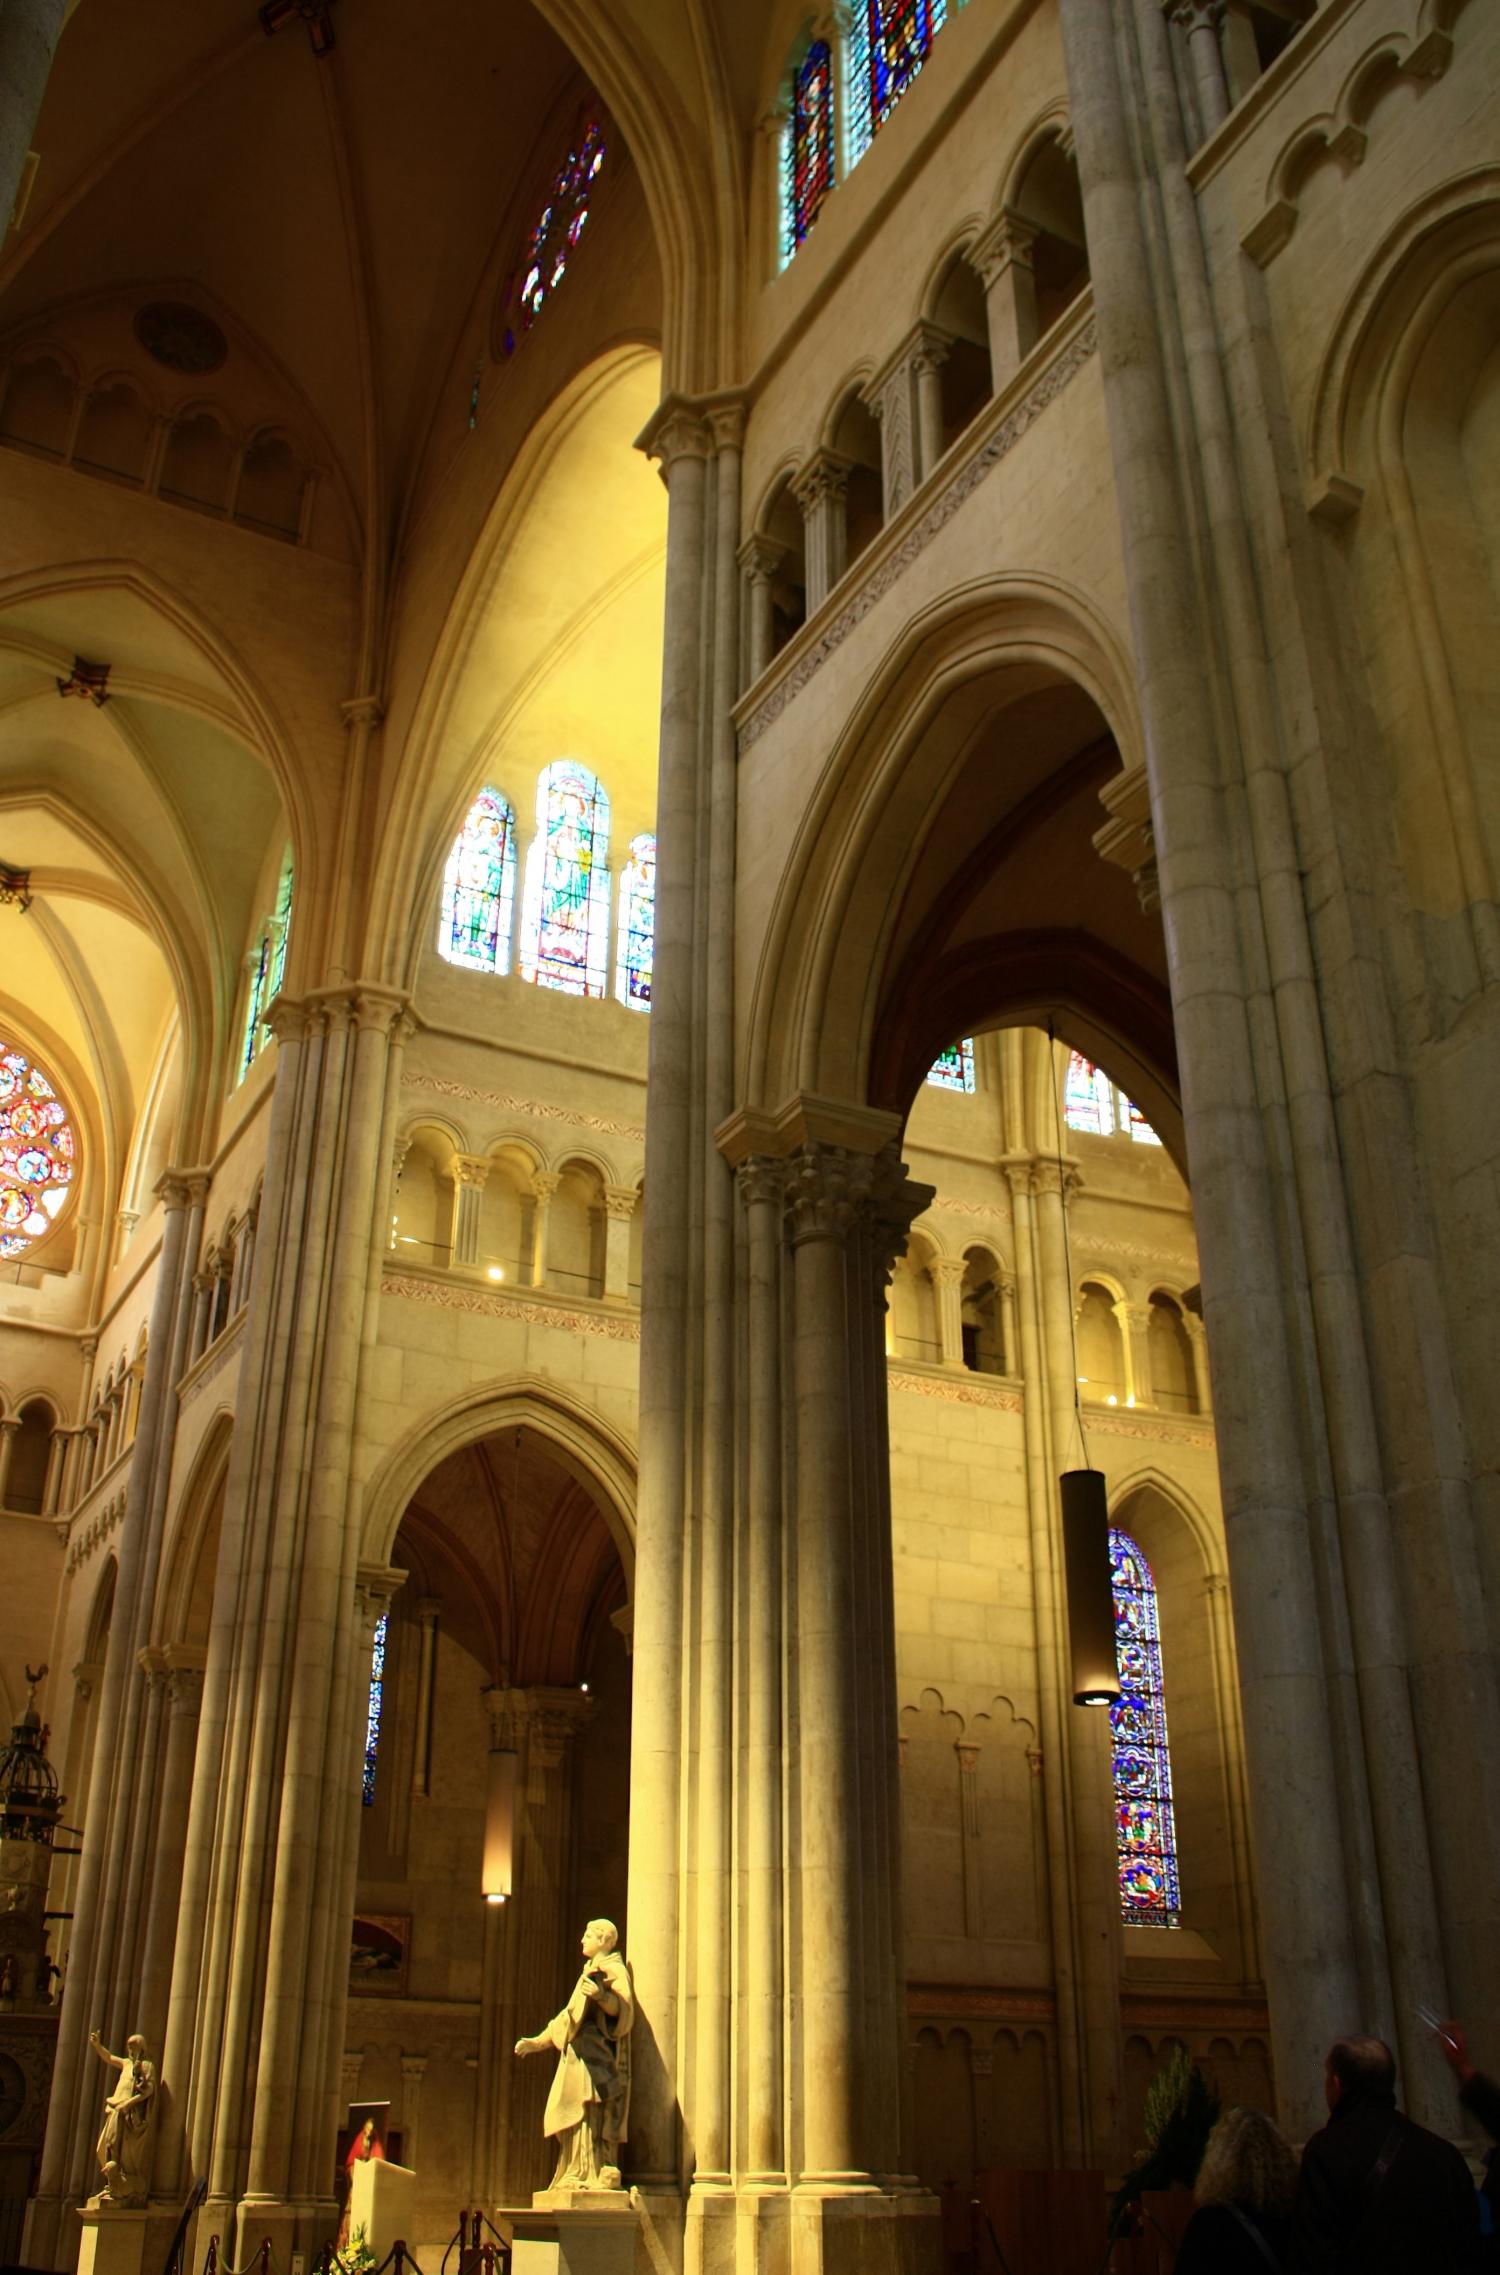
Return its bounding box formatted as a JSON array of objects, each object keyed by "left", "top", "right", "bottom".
[
  {"left": 1031, "top": 1158, "right": 1082, "bottom": 1203},
  {"left": 354, "top": 1561, "right": 407, "bottom": 1632},
  {"left": 1168, "top": 0, "right": 1225, "bottom": 28},
  {"left": 400, "top": 2053, "right": 429, "bottom": 2083},
  {"left": 529, "top": 1170, "right": 561, "bottom": 1202},
  {"left": 866, "top": 319, "right": 952, "bottom": 409},
  {"left": 165, "top": 1646, "right": 207, "bottom": 1713},
  {"left": 414, "top": 1595, "right": 442, "bottom": 1630},
  {"left": 791, "top": 447, "right": 854, "bottom": 516},
  {"left": 484, "top": 1682, "right": 594, "bottom": 1764},
  {"left": 601, "top": 1183, "right": 638, "bottom": 1223},
  {"left": 784, "top": 1143, "right": 862, "bottom": 1246},
  {"left": 738, "top": 531, "right": 787, "bottom": 587},
  {"left": 341, "top": 693, "right": 385, "bottom": 732},
  {"left": 736, "top": 1154, "right": 786, "bottom": 1211},
  {"left": 636, "top": 393, "right": 714, "bottom": 475},
  {"left": 266, "top": 995, "right": 314, "bottom": 1046},
  {"left": 73, "top": 1658, "right": 101, "bottom": 1703},
  {"left": 156, "top": 1168, "right": 212, "bottom": 1213},
  {"left": 1182, "top": 1310, "right": 1208, "bottom": 1345},
  {"left": 954, "top": 1742, "right": 980, "bottom": 1774},
  {"left": 972, "top": 206, "right": 1040, "bottom": 288},
  {"left": 451, "top": 1152, "right": 492, "bottom": 1190},
  {"left": 1118, "top": 1301, "right": 1153, "bottom": 1332},
  {"left": 704, "top": 393, "right": 750, "bottom": 453},
  {"left": 137, "top": 1645, "right": 168, "bottom": 1694},
  {"left": 928, "top": 1256, "right": 968, "bottom": 1289}
]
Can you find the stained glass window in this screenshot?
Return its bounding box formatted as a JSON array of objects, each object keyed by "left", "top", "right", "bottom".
[
  {"left": 925, "top": 1038, "right": 975, "bottom": 1092},
  {"left": 500, "top": 106, "right": 607, "bottom": 355},
  {"left": 362, "top": 1609, "right": 388, "bottom": 1807},
  {"left": 520, "top": 762, "right": 612, "bottom": 996},
  {"left": 846, "top": 0, "right": 948, "bottom": 166},
  {"left": 1064, "top": 1050, "right": 1114, "bottom": 1136},
  {"left": 440, "top": 787, "right": 517, "bottom": 974},
  {"left": 781, "top": 40, "right": 835, "bottom": 263},
  {"left": 1109, "top": 1530, "right": 1181, "bottom": 1927},
  {"left": 1063, "top": 1051, "right": 1164, "bottom": 1144},
  {"left": 0, "top": 1043, "right": 76, "bottom": 1261},
  {"left": 240, "top": 845, "right": 294, "bottom": 1078},
  {"left": 615, "top": 833, "right": 656, "bottom": 1010}
]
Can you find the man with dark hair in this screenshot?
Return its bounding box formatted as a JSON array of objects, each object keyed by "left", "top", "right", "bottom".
[{"left": 1296, "top": 2033, "right": 1480, "bottom": 2272}]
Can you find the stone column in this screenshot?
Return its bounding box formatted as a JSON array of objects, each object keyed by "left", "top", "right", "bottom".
[
  {"left": 527, "top": 1171, "right": 559, "bottom": 1289},
  {"left": 1169, "top": 0, "right": 1231, "bottom": 138},
  {"left": 600, "top": 1185, "right": 637, "bottom": 1303},
  {"left": 450, "top": 1153, "right": 491, "bottom": 1271},
  {"left": 1117, "top": 1302, "right": 1154, "bottom": 1409},
  {"left": 973, "top": 210, "right": 1041, "bottom": 391},
  {"left": 41, "top": 1426, "right": 66, "bottom": 1518},
  {"left": 137, "top": 1648, "right": 206, "bottom": 2051},
  {"left": 865, "top": 323, "right": 950, "bottom": 515},
  {"left": 410, "top": 1597, "right": 440, "bottom": 1800},
  {"left": 27, "top": 1167, "right": 209, "bottom": 2268},
  {"left": 0, "top": 1416, "right": 20, "bottom": 1508},
  {"left": 737, "top": 1156, "right": 786, "bottom": 2186},
  {"left": 0, "top": 0, "right": 65, "bottom": 236},
  {"left": 387, "top": 1135, "right": 411, "bottom": 1249},
  {"left": 997, "top": 1271, "right": 1019, "bottom": 1378},
  {"left": 399, "top": 2055, "right": 428, "bottom": 2173},
  {"left": 1183, "top": 1310, "right": 1212, "bottom": 1414},
  {"left": 739, "top": 534, "right": 785, "bottom": 688},
  {"left": 629, "top": 399, "right": 714, "bottom": 2197},
  {"left": 929, "top": 1257, "right": 967, "bottom": 1370},
  {"left": 1217, "top": 0, "right": 1262, "bottom": 107},
  {"left": 956, "top": 1743, "right": 983, "bottom": 1937},
  {"left": 792, "top": 449, "right": 852, "bottom": 614},
  {"left": 188, "top": 1272, "right": 213, "bottom": 1367}
]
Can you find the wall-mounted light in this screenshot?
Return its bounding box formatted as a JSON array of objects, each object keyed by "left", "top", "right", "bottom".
[
  {"left": 1061, "top": 1468, "right": 1121, "bottom": 1708},
  {"left": 481, "top": 1744, "right": 518, "bottom": 1904}
]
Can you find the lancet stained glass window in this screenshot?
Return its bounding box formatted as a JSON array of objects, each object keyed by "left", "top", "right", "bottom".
[
  {"left": 440, "top": 787, "right": 517, "bottom": 974},
  {"left": 240, "top": 845, "right": 294, "bottom": 1078},
  {"left": 925, "top": 1038, "right": 975, "bottom": 1092},
  {"left": 0, "top": 1043, "right": 75, "bottom": 1260},
  {"left": 782, "top": 40, "right": 835, "bottom": 261},
  {"left": 1063, "top": 1051, "right": 1163, "bottom": 1145},
  {"left": 501, "top": 107, "right": 607, "bottom": 354},
  {"left": 267, "top": 846, "right": 293, "bottom": 1003},
  {"left": 1109, "top": 1529, "right": 1181, "bottom": 1927},
  {"left": 615, "top": 833, "right": 656, "bottom": 1009},
  {"left": 847, "top": 0, "right": 948, "bottom": 165},
  {"left": 520, "top": 761, "right": 612, "bottom": 996},
  {"left": 362, "top": 1609, "right": 388, "bottom": 1807}
]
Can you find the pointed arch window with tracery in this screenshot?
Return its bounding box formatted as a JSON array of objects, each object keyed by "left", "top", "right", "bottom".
[
  {"left": 500, "top": 105, "right": 607, "bottom": 354},
  {"left": 440, "top": 787, "right": 518, "bottom": 975},
  {"left": 1109, "top": 1528, "right": 1181, "bottom": 1927},
  {"left": 0, "top": 1042, "right": 76, "bottom": 1260},
  {"left": 615, "top": 833, "right": 656, "bottom": 1010},
  {"left": 520, "top": 761, "right": 612, "bottom": 996},
  {"left": 781, "top": 38, "right": 836, "bottom": 262},
  {"left": 1063, "top": 1050, "right": 1162, "bottom": 1145}
]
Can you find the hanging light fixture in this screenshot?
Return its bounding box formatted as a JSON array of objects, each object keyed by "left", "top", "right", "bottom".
[{"left": 1048, "top": 1021, "right": 1121, "bottom": 1709}]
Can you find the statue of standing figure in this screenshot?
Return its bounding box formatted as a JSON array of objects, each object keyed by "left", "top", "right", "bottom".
[
  {"left": 88, "top": 2028, "right": 157, "bottom": 2206},
  {"left": 514, "top": 1919, "right": 633, "bottom": 2191}
]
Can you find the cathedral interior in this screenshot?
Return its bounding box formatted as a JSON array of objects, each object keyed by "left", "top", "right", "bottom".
[{"left": 0, "top": 0, "right": 1495, "bottom": 2271}]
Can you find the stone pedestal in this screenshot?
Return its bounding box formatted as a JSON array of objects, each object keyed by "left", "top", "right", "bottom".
[
  {"left": 504, "top": 2198, "right": 636, "bottom": 2275},
  {"left": 350, "top": 2157, "right": 416, "bottom": 2255},
  {"left": 77, "top": 2205, "right": 151, "bottom": 2275}
]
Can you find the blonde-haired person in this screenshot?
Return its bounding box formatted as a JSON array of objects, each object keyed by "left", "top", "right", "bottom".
[{"left": 1174, "top": 2104, "right": 1297, "bottom": 2273}]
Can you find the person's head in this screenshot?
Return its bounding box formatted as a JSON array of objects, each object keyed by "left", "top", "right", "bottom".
[
  {"left": 360, "top": 2119, "right": 375, "bottom": 2144},
  {"left": 1194, "top": 2106, "right": 1298, "bottom": 2219},
  {"left": 1324, "top": 2035, "right": 1396, "bottom": 2110},
  {"left": 126, "top": 2034, "right": 147, "bottom": 2058},
  {"left": 581, "top": 1918, "right": 618, "bottom": 1958}
]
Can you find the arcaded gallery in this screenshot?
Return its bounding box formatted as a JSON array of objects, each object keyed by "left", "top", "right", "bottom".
[{"left": 0, "top": 1, "right": 1493, "bottom": 2271}]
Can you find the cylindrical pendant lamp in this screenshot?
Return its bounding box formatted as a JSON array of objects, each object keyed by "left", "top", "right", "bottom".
[
  {"left": 1061, "top": 1468, "right": 1121, "bottom": 1706},
  {"left": 481, "top": 1745, "right": 518, "bottom": 1902}
]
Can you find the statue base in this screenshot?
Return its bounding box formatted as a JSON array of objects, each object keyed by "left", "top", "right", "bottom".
[
  {"left": 77, "top": 2205, "right": 151, "bottom": 2275},
  {"left": 500, "top": 2195, "right": 636, "bottom": 2275}
]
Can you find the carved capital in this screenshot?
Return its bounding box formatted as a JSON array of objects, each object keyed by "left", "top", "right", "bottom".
[
  {"left": 928, "top": 1256, "right": 968, "bottom": 1289},
  {"left": 165, "top": 1647, "right": 207, "bottom": 1714},
  {"left": 341, "top": 694, "right": 385, "bottom": 732},
  {"left": 451, "top": 1153, "right": 492, "bottom": 1191},
  {"left": 156, "top": 1168, "right": 212, "bottom": 1214},
  {"left": 637, "top": 394, "right": 714, "bottom": 475},
  {"left": 354, "top": 1562, "right": 407, "bottom": 1633},
  {"left": 736, "top": 1154, "right": 786, "bottom": 1211},
  {"left": 1167, "top": 0, "right": 1225, "bottom": 28},
  {"left": 972, "top": 206, "right": 1040, "bottom": 289},
  {"left": 529, "top": 1170, "right": 561, "bottom": 1203},
  {"left": 955, "top": 1742, "right": 980, "bottom": 1774},
  {"left": 792, "top": 447, "right": 854, "bottom": 517},
  {"left": 738, "top": 532, "right": 787, "bottom": 588},
  {"left": 705, "top": 395, "right": 750, "bottom": 453},
  {"left": 137, "top": 1645, "right": 168, "bottom": 1695},
  {"left": 1031, "top": 1159, "right": 1082, "bottom": 1203},
  {"left": 784, "top": 1143, "right": 861, "bottom": 1246}
]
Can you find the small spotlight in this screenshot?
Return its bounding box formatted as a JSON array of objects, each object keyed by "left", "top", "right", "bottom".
[
  {"left": 485, "top": 1892, "right": 507, "bottom": 1906},
  {"left": 487, "top": 1266, "right": 505, "bottom": 1282},
  {"left": 580, "top": 1682, "right": 590, "bottom": 1694},
  {"left": 1106, "top": 1394, "right": 1118, "bottom": 1407}
]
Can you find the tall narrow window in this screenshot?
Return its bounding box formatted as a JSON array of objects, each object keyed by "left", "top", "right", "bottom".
[
  {"left": 1109, "top": 1530, "right": 1181, "bottom": 1927},
  {"left": 500, "top": 106, "right": 607, "bottom": 354},
  {"left": 362, "top": 1609, "right": 388, "bottom": 1807},
  {"left": 781, "top": 39, "right": 835, "bottom": 262},
  {"left": 440, "top": 787, "right": 518, "bottom": 974},
  {"left": 615, "top": 833, "right": 656, "bottom": 1009},
  {"left": 847, "top": 0, "right": 948, "bottom": 166},
  {"left": 240, "top": 844, "right": 294, "bottom": 1079},
  {"left": 925, "top": 1038, "right": 975, "bottom": 1092},
  {"left": 1063, "top": 1050, "right": 1163, "bottom": 1144},
  {"left": 520, "top": 762, "right": 612, "bottom": 996}
]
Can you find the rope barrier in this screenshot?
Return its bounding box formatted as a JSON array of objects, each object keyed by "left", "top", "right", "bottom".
[{"left": 211, "top": 2236, "right": 273, "bottom": 2275}]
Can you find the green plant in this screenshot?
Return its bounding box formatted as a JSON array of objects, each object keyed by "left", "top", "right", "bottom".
[
  {"left": 1108, "top": 2045, "right": 1221, "bottom": 2234},
  {"left": 339, "top": 2223, "right": 378, "bottom": 2275}
]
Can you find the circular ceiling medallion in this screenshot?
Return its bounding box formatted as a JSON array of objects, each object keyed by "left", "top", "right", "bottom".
[
  {"left": 0, "top": 1042, "right": 77, "bottom": 1261},
  {"left": 134, "top": 301, "right": 228, "bottom": 375}
]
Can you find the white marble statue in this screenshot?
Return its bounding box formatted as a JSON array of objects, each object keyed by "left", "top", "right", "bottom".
[
  {"left": 88, "top": 2028, "right": 157, "bottom": 2206},
  {"left": 515, "top": 1918, "right": 633, "bottom": 2191}
]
